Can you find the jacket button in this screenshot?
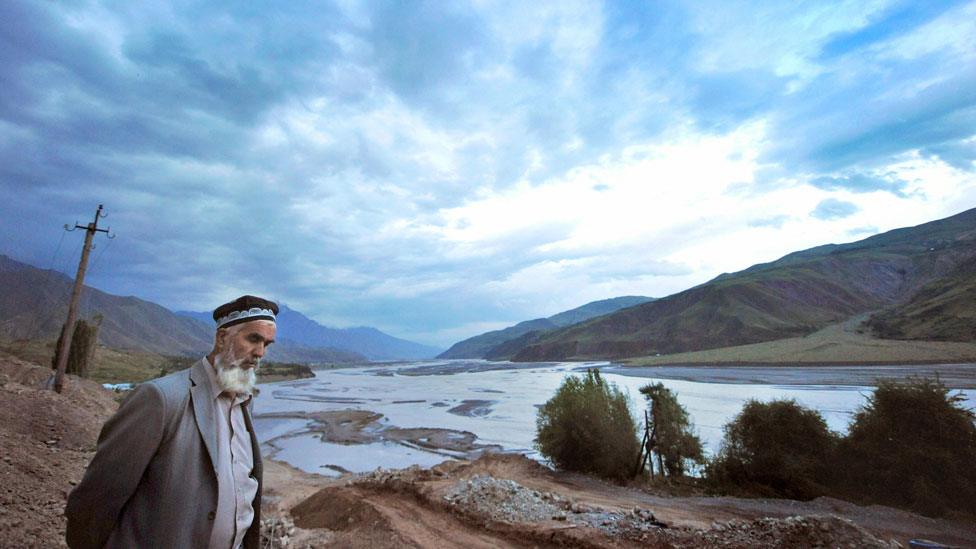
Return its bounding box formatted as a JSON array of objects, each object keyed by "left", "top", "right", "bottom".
[{"left": 207, "top": 511, "right": 216, "bottom": 520}]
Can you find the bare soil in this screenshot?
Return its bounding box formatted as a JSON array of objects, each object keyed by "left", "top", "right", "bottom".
[
  {"left": 0, "top": 352, "right": 118, "bottom": 548},
  {"left": 3, "top": 352, "right": 975, "bottom": 548}
]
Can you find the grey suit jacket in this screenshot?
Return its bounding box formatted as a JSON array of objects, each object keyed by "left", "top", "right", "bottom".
[{"left": 66, "top": 358, "right": 263, "bottom": 549}]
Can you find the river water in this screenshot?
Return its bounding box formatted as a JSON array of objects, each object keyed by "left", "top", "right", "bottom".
[{"left": 253, "top": 360, "right": 976, "bottom": 476}]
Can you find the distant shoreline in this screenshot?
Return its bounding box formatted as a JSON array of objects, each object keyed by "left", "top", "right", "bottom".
[
  {"left": 617, "top": 359, "right": 976, "bottom": 367},
  {"left": 601, "top": 363, "right": 976, "bottom": 390}
]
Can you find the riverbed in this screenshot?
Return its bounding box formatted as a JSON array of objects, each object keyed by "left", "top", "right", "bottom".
[{"left": 253, "top": 360, "right": 976, "bottom": 476}]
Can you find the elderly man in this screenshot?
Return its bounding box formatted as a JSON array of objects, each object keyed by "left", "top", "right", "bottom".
[{"left": 66, "top": 295, "right": 277, "bottom": 549}]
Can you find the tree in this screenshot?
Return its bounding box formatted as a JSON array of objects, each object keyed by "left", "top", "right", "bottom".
[
  {"left": 838, "top": 377, "right": 976, "bottom": 517},
  {"left": 535, "top": 369, "right": 640, "bottom": 480},
  {"left": 638, "top": 382, "right": 704, "bottom": 478},
  {"left": 708, "top": 399, "right": 837, "bottom": 499}
]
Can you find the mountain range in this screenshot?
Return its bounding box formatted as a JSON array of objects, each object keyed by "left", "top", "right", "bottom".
[
  {"left": 438, "top": 296, "right": 655, "bottom": 359},
  {"left": 0, "top": 254, "right": 438, "bottom": 362},
  {"left": 498, "top": 207, "right": 976, "bottom": 360},
  {"left": 5, "top": 206, "right": 973, "bottom": 366},
  {"left": 436, "top": 207, "right": 976, "bottom": 362},
  {"left": 177, "top": 305, "right": 440, "bottom": 361}
]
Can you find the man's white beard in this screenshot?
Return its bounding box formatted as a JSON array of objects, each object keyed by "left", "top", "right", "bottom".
[{"left": 214, "top": 351, "right": 257, "bottom": 395}]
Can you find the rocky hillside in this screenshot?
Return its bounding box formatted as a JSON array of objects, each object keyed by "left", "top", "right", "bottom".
[
  {"left": 439, "top": 296, "right": 654, "bottom": 359},
  {"left": 866, "top": 254, "right": 976, "bottom": 342},
  {"left": 510, "top": 207, "right": 976, "bottom": 361}
]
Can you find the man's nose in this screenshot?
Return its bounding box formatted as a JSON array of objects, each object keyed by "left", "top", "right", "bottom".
[{"left": 253, "top": 344, "right": 266, "bottom": 358}]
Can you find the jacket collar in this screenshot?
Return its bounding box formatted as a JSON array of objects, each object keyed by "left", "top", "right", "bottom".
[{"left": 189, "top": 358, "right": 219, "bottom": 470}]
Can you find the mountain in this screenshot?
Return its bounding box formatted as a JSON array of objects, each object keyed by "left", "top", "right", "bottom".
[
  {"left": 0, "top": 255, "right": 363, "bottom": 363},
  {"left": 865, "top": 254, "right": 976, "bottom": 342},
  {"left": 179, "top": 304, "right": 441, "bottom": 361},
  {"left": 438, "top": 295, "right": 655, "bottom": 359},
  {"left": 507, "top": 207, "right": 976, "bottom": 361}
]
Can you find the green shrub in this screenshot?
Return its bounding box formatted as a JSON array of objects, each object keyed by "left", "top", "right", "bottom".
[
  {"left": 535, "top": 369, "right": 639, "bottom": 481},
  {"left": 708, "top": 399, "right": 837, "bottom": 499},
  {"left": 837, "top": 377, "right": 976, "bottom": 517},
  {"left": 639, "top": 382, "right": 704, "bottom": 478}
]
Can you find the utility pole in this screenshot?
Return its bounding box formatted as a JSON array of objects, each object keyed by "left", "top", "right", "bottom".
[{"left": 52, "top": 204, "right": 113, "bottom": 393}]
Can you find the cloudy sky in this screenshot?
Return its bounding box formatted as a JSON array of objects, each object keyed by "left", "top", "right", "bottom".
[{"left": 2, "top": 1, "right": 974, "bottom": 348}]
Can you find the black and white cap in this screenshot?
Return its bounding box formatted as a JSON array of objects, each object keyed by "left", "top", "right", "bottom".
[{"left": 212, "top": 295, "right": 278, "bottom": 329}]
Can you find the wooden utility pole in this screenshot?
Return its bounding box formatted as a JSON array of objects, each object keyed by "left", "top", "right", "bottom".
[{"left": 52, "top": 204, "right": 113, "bottom": 393}]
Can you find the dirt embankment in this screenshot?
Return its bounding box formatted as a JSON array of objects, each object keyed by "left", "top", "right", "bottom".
[
  {"left": 0, "top": 352, "right": 118, "bottom": 548},
  {"left": 3, "top": 352, "right": 975, "bottom": 548}
]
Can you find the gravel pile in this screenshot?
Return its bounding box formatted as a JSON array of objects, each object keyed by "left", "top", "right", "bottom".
[
  {"left": 660, "top": 515, "right": 901, "bottom": 549},
  {"left": 444, "top": 474, "right": 565, "bottom": 523},
  {"left": 260, "top": 515, "right": 297, "bottom": 548},
  {"left": 443, "top": 474, "right": 667, "bottom": 535},
  {"left": 443, "top": 474, "right": 906, "bottom": 548}
]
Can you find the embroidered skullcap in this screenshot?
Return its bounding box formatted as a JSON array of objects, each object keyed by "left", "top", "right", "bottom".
[{"left": 212, "top": 295, "right": 278, "bottom": 329}]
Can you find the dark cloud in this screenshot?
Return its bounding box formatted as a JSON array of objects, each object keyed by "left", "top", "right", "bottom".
[
  {"left": 811, "top": 198, "right": 859, "bottom": 220},
  {"left": 923, "top": 140, "right": 976, "bottom": 171},
  {"left": 688, "top": 70, "right": 786, "bottom": 131},
  {"left": 765, "top": 45, "right": 976, "bottom": 174},
  {"left": 365, "top": 1, "right": 491, "bottom": 105}
]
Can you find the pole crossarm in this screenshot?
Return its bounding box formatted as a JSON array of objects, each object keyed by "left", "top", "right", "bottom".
[{"left": 52, "top": 204, "right": 115, "bottom": 393}]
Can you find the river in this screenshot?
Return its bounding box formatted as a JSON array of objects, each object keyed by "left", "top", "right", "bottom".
[{"left": 252, "top": 360, "right": 976, "bottom": 476}]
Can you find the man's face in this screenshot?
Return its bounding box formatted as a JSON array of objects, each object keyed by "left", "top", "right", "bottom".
[
  {"left": 219, "top": 321, "right": 276, "bottom": 369},
  {"left": 213, "top": 320, "right": 276, "bottom": 395}
]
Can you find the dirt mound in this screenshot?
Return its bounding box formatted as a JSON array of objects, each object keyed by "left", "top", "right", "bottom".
[
  {"left": 0, "top": 352, "right": 119, "bottom": 548},
  {"left": 293, "top": 487, "right": 393, "bottom": 532},
  {"left": 436, "top": 451, "right": 554, "bottom": 480},
  {"left": 289, "top": 482, "right": 529, "bottom": 549}
]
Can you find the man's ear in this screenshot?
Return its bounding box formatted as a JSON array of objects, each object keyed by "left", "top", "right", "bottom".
[{"left": 214, "top": 328, "right": 228, "bottom": 352}]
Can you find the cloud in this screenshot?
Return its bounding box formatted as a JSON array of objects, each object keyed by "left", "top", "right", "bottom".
[
  {"left": 1, "top": 0, "right": 974, "bottom": 347},
  {"left": 811, "top": 198, "right": 860, "bottom": 220},
  {"left": 748, "top": 215, "right": 790, "bottom": 228},
  {"left": 818, "top": 2, "right": 964, "bottom": 59},
  {"left": 809, "top": 173, "right": 907, "bottom": 195}
]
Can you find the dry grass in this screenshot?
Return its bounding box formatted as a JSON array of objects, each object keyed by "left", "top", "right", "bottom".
[
  {"left": 0, "top": 338, "right": 170, "bottom": 384},
  {"left": 624, "top": 315, "right": 976, "bottom": 366},
  {"left": 0, "top": 338, "right": 316, "bottom": 385}
]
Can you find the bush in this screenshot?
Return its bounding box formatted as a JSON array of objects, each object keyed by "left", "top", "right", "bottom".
[
  {"left": 837, "top": 377, "right": 976, "bottom": 517},
  {"left": 535, "top": 369, "right": 639, "bottom": 481},
  {"left": 708, "top": 399, "right": 837, "bottom": 499},
  {"left": 639, "top": 383, "right": 704, "bottom": 478}
]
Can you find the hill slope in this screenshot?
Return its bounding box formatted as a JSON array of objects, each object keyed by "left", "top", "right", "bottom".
[
  {"left": 179, "top": 305, "right": 441, "bottom": 361},
  {"left": 866, "top": 254, "right": 976, "bottom": 342},
  {"left": 510, "top": 208, "right": 976, "bottom": 361},
  {"left": 0, "top": 255, "right": 363, "bottom": 363},
  {"left": 438, "top": 296, "right": 654, "bottom": 359}
]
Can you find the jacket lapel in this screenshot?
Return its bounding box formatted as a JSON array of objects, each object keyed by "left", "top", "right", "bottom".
[
  {"left": 243, "top": 399, "right": 263, "bottom": 480},
  {"left": 189, "top": 359, "right": 219, "bottom": 470}
]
